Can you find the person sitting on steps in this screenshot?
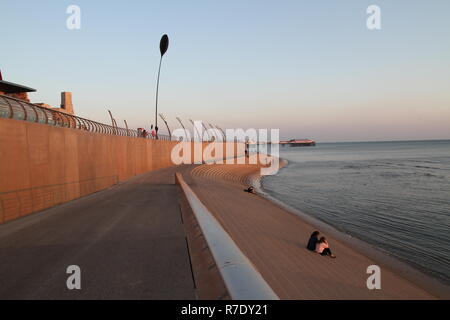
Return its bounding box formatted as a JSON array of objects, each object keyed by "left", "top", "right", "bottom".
[
  {"left": 244, "top": 186, "right": 256, "bottom": 194},
  {"left": 307, "top": 231, "right": 320, "bottom": 251},
  {"left": 316, "top": 237, "right": 336, "bottom": 258}
]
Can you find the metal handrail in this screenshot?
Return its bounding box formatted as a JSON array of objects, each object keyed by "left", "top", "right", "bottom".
[
  {"left": 175, "top": 172, "right": 279, "bottom": 300},
  {"left": 0, "top": 94, "right": 173, "bottom": 141}
]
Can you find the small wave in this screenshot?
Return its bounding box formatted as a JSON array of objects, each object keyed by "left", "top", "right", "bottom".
[
  {"left": 423, "top": 173, "right": 437, "bottom": 178},
  {"left": 414, "top": 165, "right": 439, "bottom": 170}
]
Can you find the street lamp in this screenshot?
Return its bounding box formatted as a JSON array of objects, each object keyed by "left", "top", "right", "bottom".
[
  {"left": 124, "top": 119, "right": 129, "bottom": 136},
  {"left": 189, "top": 119, "right": 202, "bottom": 142},
  {"left": 159, "top": 113, "right": 171, "bottom": 140},
  {"left": 155, "top": 34, "right": 169, "bottom": 139},
  {"left": 107, "top": 109, "right": 118, "bottom": 135},
  {"left": 215, "top": 124, "right": 226, "bottom": 142},
  {"left": 208, "top": 123, "right": 220, "bottom": 141},
  {"left": 201, "top": 122, "right": 211, "bottom": 142},
  {"left": 176, "top": 117, "right": 189, "bottom": 141}
]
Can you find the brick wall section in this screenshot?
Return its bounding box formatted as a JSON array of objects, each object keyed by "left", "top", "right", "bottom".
[{"left": 0, "top": 117, "right": 244, "bottom": 224}]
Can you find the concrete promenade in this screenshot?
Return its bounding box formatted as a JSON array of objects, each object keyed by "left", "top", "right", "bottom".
[
  {"left": 0, "top": 165, "right": 197, "bottom": 299},
  {"left": 189, "top": 163, "right": 440, "bottom": 300},
  {"left": 0, "top": 157, "right": 446, "bottom": 300}
]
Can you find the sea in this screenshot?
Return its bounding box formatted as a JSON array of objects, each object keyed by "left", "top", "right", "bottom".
[{"left": 261, "top": 140, "right": 450, "bottom": 285}]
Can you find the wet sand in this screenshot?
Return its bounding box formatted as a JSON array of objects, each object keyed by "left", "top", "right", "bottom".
[{"left": 185, "top": 156, "right": 448, "bottom": 299}]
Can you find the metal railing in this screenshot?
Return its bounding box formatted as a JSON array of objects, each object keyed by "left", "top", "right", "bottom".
[{"left": 0, "top": 94, "right": 173, "bottom": 141}]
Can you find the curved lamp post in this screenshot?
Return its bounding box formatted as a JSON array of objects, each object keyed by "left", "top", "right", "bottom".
[
  {"left": 215, "top": 124, "right": 226, "bottom": 142},
  {"left": 189, "top": 119, "right": 202, "bottom": 142},
  {"left": 123, "top": 120, "right": 129, "bottom": 136},
  {"left": 155, "top": 34, "right": 169, "bottom": 139},
  {"left": 159, "top": 113, "right": 171, "bottom": 140},
  {"left": 208, "top": 123, "right": 220, "bottom": 142},
  {"left": 201, "top": 122, "right": 211, "bottom": 142},
  {"left": 176, "top": 117, "right": 189, "bottom": 141},
  {"left": 107, "top": 109, "right": 118, "bottom": 135}
]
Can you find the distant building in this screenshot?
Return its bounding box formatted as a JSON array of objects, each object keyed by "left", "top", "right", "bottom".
[
  {"left": 0, "top": 71, "right": 36, "bottom": 102},
  {"left": 279, "top": 139, "right": 316, "bottom": 147},
  {"left": 0, "top": 70, "right": 74, "bottom": 115},
  {"left": 35, "top": 92, "right": 74, "bottom": 115}
]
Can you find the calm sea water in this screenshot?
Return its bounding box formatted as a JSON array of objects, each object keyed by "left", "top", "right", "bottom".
[{"left": 262, "top": 140, "right": 450, "bottom": 285}]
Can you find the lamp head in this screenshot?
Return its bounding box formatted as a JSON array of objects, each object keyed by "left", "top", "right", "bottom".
[{"left": 160, "top": 34, "right": 169, "bottom": 57}]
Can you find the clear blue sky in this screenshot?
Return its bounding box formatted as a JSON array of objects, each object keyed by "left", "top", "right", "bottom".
[{"left": 1, "top": 0, "right": 449, "bottom": 141}]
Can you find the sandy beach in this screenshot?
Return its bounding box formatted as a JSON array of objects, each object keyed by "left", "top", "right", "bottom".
[{"left": 183, "top": 156, "right": 449, "bottom": 300}]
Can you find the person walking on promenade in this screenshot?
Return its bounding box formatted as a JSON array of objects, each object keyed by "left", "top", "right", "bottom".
[
  {"left": 307, "top": 231, "right": 320, "bottom": 251},
  {"left": 316, "top": 237, "right": 336, "bottom": 258}
]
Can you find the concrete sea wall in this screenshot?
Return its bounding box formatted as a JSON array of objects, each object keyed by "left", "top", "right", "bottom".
[{"left": 0, "top": 117, "right": 243, "bottom": 224}]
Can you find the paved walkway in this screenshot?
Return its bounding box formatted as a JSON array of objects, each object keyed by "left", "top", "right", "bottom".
[{"left": 0, "top": 165, "right": 196, "bottom": 299}]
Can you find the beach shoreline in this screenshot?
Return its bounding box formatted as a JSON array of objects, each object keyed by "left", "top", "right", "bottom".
[{"left": 188, "top": 155, "right": 450, "bottom": 299}]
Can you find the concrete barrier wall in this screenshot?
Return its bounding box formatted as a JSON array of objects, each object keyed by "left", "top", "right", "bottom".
[
  {"left": 0, "top": 117, "right": 244, "bottom": 224},
  {"left": 175, "top": 172, "right": 279, "bottom": 300}
]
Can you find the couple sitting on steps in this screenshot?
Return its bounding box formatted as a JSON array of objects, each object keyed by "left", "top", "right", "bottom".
[{"left": 307, "top": 231, "right": 336, "bottom": 258}]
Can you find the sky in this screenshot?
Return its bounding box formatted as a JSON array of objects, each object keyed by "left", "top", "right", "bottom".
[{"left": 1, "top": 0, "right": 449, "bottom": 142}]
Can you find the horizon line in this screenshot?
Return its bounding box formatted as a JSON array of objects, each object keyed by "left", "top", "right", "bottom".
[{"left": 312, "top": 138, "right": 450, "bottom": 144}]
